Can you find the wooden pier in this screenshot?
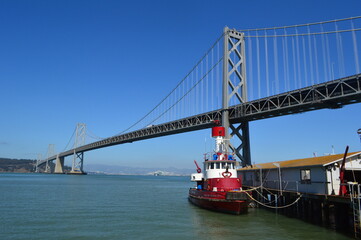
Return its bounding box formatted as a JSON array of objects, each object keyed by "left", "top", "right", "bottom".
[{"left": 245, "top": 185, "right": 359, "bottom": 239}]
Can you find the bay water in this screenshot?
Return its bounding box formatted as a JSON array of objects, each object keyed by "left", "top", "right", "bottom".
[{"left": 0, "top": 173, "right": 351, "bottom": 239}]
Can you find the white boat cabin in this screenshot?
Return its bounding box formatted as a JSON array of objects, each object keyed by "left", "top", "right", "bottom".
[{"left": 238, "top": 151, "right": 361, "bottom": 195}]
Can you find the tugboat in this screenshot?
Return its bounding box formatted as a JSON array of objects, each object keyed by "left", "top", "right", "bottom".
[{"left": 188, "top": 126, "right": 249, "bottom": 214}]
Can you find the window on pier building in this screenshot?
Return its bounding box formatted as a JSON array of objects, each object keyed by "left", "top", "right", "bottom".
[{"left": 300, "top": 169, "right": 311, "bottom": 184}]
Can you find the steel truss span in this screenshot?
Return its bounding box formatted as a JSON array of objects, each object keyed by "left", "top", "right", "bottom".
[
  {"left": 232, "top": 73, "right": 361, "bottom": 121},
  {"left": 38, "top": 73, "right": 361, "bottom": 165}
]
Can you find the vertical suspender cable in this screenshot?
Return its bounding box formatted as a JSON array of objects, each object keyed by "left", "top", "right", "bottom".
[
  {"left": 321, "top": 24, "right": 329, "bottom": 82},
  {"left": 192, "top": 69, "right": 195, "bottom": 116},
  {"left": 174, "top": 79, "right": 179, "bottom": 120},
  {"left": 204, "top": 56, "right": 206, "bottom": 112},
  {"left": 183, "top": 75, "right": 185, "bottom": 118},
  {"left": 351, "top": 20, "right": 360, "bottom": 74},
  {"left": 264, "top": 30, "right": 270, "bottom": 96},
  {"left": 325, "top": 30, "right": 332, "bottom": 80},
  {"left": 189, "top": 68, "right": 191, "bottom": 117},
  {"left": 284, "top": 28, "right": 290, "bottom": 91},
  {"left": 181, "top": 78, "right": 183, "bottom": 118},
  {"left": 206, "top": 50, "right": 210, "bottom": 112},
  {"left": 292, "top": 35, "right": 297, "bottom": 90},
  {"left": 335, "top": 22, "right": 345, "bottom": 78},
  {"left": 256, "top": 30, "right": 261, "bottom": 98},
  {"left": 200, "top": 59, "right": 202, "bottom": 113},
  {"left": 174, "top": 87, "right": 176, "bottom": 121},
  {"left": 217, "top": 40, "right": 220, "bottom": 108},
  {"left": 206, "top": 52, "right": 209, "bottom": 112},
  {"left": 195, "top": 65, "right": 198, "bottom": 116},
  {"left": 184, "top": 76, "right": 187, "bottom": 117},
  {"left": 295, "top": 28, "right": 302, "bottom": 89},
  {"left": 313, "top": 35, "right": 320, "bottom": 84},
  {"left": 307, "top": 25, "right": 314, "bottom": 85},
  {"left": 273, "top": 29, "right": 279, "bottom": 94},
  {"left": 247, "top": 32, "right": 254, "bottom": 100},
  {"left": 282, "top": 31, "right": 287, "bottom": 92},
  {"left": 211, "top": 46, "right": 214, "bottom": 110},
  {"left": 302, "top": 36, "right": 308, "bottom": 86},
  {"left": 339, "top": 31, "right": 345, "bottom": 77},
  {"left": 203, "top": 56, "right": 205, "bottom": 112}
]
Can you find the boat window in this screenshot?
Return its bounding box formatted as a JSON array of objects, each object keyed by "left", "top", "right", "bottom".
[
  {"left": 231, "top": 163, "right": 234, "bottom": 169},
  {"left": 210, "top": 163, "right": 214, "bottom": 169},
  {"left": 221, "top": 163, "right": 226, "bottom": 169},
  {"left": 216, "top": 163, "right": 220, "bottom": 169}
]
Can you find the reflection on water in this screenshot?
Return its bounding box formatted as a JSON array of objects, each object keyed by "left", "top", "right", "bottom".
[
  {"left": 0, "top": 173, "right": 352, "bottom": 240},
  {"left": 191, "top": 199, "right": 350, "bottom": 240},
  {"left": 189, "top": 199, "right": 350, "bottom": 240}
]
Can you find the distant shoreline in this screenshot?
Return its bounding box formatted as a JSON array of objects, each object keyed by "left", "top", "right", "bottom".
[
  {"left": 0, "top": 157, "right": 193, "bottom": 175},
  {"left": 0, "top": 158, "right": 36, "bottom": 173}
]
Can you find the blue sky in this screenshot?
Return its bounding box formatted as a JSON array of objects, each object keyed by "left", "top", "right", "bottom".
[{"left": 1, "top": 0, "right": 361, "bottom": 169}]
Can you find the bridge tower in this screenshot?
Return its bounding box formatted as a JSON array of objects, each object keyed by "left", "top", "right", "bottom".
[
  {"left": 70, "top": 123, "right": 86, "bottom": 174},
  {"left": 45, "top": 144, "right": 55, "bottom": 173},
  {"left": 35, "top": 153, "right": 42, "bottom": 173},
  {"left": 222, "top": 27, "right": 251, "bottom": 167}
]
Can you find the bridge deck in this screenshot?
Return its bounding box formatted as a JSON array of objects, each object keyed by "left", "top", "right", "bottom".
[{"left": 40, "top": 74, "right": 361, "bottom": 165}]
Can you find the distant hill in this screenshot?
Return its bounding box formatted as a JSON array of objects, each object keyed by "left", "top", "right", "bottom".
[
  {"left": 0, "top": 158, "right": 193, "bottom": 175},
  {"left": 0, "top": 158, "right": 71, "bottom": 173},
  {"left": 0, "top": 158, "right": 36, "bottom": 173}
]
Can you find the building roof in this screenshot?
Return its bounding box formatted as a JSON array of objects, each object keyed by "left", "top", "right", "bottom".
[{"left": 238, "top": 151, "right": 361, "bottom": 171}]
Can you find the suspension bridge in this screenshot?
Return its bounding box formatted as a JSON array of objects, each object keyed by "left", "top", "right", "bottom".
[{"left": 36, "top": 16, "right": 361, "bottom": 174}]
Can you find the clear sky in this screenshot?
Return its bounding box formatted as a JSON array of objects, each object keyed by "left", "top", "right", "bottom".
[{"left": 1, "top": 0, "right": 361, "bottom": 169}]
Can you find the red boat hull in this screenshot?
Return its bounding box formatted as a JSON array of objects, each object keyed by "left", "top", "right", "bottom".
[{"left": 188, "top": 189, "right": 248, "bottom": 215}]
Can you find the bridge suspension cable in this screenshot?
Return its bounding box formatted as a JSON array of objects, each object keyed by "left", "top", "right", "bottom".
[
  {"left": 144, "top": 57, "right": 224, "bottom": 127},
  {"left": 62, "top": 124, "right": 104, "bottom": 152},
  {"left": 62, "top": 126, "right": 76, "bottom": 152},
  {"left": 86, "top": 128, "right": 105, "bottom": 141},
  {"left": 243, "top": 16, "right": 361, "bottom": 101},
  {"left": 238, "top": 16, "right": 361, "bottom": 32},
  {"left": 116, "top": 33, "right": 226, "bottom": 135},
  {"left": 112, "top": 16, "right": 360, "bottom": 137},
  {"left": 39, "top": 16, "right": 361, "bottom": 171}
]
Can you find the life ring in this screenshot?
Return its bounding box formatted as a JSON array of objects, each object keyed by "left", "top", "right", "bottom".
[{"left": 222, "top": 171, "right": 232, "bottom": 178}]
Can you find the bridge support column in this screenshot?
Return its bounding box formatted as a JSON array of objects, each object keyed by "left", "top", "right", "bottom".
[
  {"left": 70, "top": 151, "right": 86, "bottom": 175},
  {"left": 230, "top": 122, "right": 251, "bottom": 167},
  {"left": 69, "top": 123, "right": 87, "bottom": 175},
  {"left": 44, "top": 144, "right": 55, "bottom": 174},
  {"left": 54, "top": 155, "right": 65, "bottom": 174},
  {"left": 35, "top": 154, "right": 42, "bottom": 173},
  {"left": 45, "top": 160, "right": 51, "bottom": 173},
  {"left": 222, "top": 27, "right": 251, "bottom": 166}
]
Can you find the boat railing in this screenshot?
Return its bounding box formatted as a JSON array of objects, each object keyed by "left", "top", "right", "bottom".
[{"left": 204, "top": 152, "right": 236, "bottom": 161}]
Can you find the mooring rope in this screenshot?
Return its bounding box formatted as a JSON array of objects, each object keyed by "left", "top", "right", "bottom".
[
  {"left": 244, "top": 191, "right": 303, "bottom": 209},
  {"left": 239, "top": 186, "right": 262, "bottom": 192},
  {"left": 253, "top": 188, "right": 279, "bottom": 204}
]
